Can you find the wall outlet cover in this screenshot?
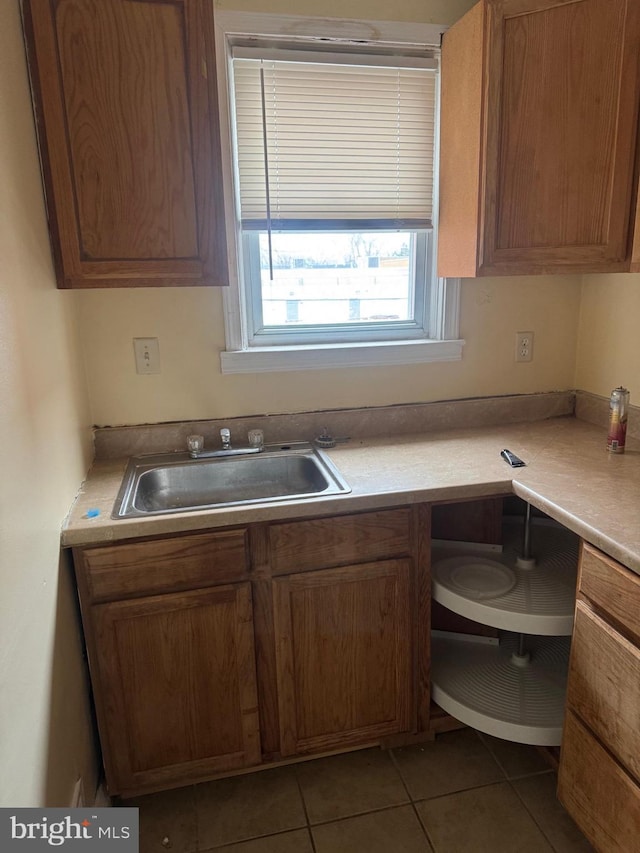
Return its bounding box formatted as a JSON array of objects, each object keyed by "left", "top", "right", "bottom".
[{"left": 515, "top": 331, "right": 534, "bottom": 363}]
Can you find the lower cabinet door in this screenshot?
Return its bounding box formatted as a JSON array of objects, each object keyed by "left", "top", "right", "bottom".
[
  {"left": 92, "top": 583, "right": 261, "bottom": 795},
  {"left": 272, "top": 559, "right": 413, "bottom": 756},
  {"left": 558, "top": 711, "right": 640, "bottom": 852}
]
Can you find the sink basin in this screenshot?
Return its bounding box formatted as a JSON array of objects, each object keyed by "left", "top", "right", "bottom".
[{"left": 112, "top": 442, "right": 350, "bottom": 518}]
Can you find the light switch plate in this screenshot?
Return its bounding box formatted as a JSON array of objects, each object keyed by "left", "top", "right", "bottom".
[{"left": 133, "top": 337, "right": 160, "bottom": 374}]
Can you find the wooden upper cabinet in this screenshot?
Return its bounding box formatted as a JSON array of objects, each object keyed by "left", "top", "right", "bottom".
[
  {"left": 22, "top": 0, "right": 228, "bottom": 287},
  {"left": 438, "top": 0, "right": 640, "bottom": 277}
]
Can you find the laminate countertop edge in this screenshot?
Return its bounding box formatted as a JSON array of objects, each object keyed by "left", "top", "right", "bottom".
[{"left": 62, "top": 416, "right": 640, "bottom": 575}]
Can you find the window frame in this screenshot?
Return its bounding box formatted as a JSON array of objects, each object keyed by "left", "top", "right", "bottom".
[{"left": 214, "top": 11, "right": 464, "bottom": 374}]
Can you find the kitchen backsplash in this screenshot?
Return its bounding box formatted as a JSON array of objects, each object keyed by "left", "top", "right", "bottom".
[
  {"left": 575, "top": 389, "right": 640, "bottom": 442},
  {"left": 93, "top": 391, "right": 575, "bottom": 460}
]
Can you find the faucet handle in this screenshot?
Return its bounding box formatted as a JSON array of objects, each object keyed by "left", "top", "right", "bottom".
[
  {"left": 220, "top": 428, "right": 231, "bottom": 449},
  {"left": 187, "top": 434, "right": 204, "bottom": 455},
  {"left": 248, "top": 429, "right": 264, "bottom": 450}
]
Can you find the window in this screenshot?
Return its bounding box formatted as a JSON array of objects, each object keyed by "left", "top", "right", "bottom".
[{"left": 215, "top": 13, "right": 462, "bottom": 373}]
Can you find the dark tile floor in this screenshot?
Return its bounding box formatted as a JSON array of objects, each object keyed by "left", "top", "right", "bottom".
[{"left": 127, "top": 728, "right": 594, "bottom": 853}]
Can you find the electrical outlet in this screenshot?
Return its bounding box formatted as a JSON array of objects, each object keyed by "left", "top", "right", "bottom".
[
  {"left": 133, "top": 337, "right": 160, "bottom": 374},
  {"left": 515, "top": 331, "right": 534, "bottom": 362}
]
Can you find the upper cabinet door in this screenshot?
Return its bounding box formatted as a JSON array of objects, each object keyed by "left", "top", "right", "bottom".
[
  {"left": 438, "top": 0, "right": 640, "bottom": 277},
  {"left": 22, "top": 0, "right": 228, "bottom": 288}
]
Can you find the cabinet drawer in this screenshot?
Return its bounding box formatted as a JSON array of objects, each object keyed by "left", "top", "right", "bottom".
[
  {"left": 79, "top": 530, "right": 249, "bottom": 602},
  {"left": 579, "top": 544, "right": 640, "bottom": 641},
  {"left": 269, "top": 508, "right": 411, "bottom": 575},
  {"left": 558, "top": 711, "right": 640, "bottom": 853},
  {"left": 568, "top": 601, "right": 640, "bottom": 782}
]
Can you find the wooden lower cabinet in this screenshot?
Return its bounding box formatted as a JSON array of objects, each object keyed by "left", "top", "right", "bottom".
[
  {"left": 566, "top": 601, "right": 640, "bottom": 782},
  {"left": 272, "top": 559, "right": 413, "bottom": 756},
  {"left": 558, "top": 712, "right": 640, "bottom": 852},
  {"left": 73, "top": 504, "right": 435, "bottom": 796},
  {"left": 91, "top": 584, "right": 260, "bottom": 795},
  {"left": 558, "top": 543, "right": 640, "bottom": 852}
]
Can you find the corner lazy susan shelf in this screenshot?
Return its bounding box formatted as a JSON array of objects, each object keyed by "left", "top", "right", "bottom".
[{"left": 431, "top": 508, "right": 578, "bottom": 746}]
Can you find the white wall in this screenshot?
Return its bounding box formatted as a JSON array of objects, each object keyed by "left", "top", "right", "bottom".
[
  {"left": 576, "top": 273, "right": 640, "bottom": 403},
  {"left": 76, "top": 274, "right": 581, "bottom": 426},
  {"left": 0, "top": 1, "right": 96, "bottom": 807}
]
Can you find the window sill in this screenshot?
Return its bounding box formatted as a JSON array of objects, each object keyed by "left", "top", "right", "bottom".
[{"left": 220, "top": 338, "right": 464, "bottom": 374}]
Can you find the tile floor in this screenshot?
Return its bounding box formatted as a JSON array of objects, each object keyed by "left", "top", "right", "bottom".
[{"left": 126, "top": 728, "right": 594, "bottom": 853}]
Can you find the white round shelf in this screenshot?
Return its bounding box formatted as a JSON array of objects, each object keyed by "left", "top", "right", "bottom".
[
  {"left": 431, "top": 631, "right": 571, "bottom": 746},
  {"left": 432, "top": 518, "right": 579, "bottom": 635}
]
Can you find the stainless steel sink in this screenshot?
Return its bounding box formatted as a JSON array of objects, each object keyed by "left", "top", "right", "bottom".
[{"left": 112, "top": 442, "right": 350, "bottom": 518}]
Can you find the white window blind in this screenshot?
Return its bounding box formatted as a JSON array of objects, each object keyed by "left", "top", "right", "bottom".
[{"left": 232, "top": 50, "right": 437, "bottom": 230}]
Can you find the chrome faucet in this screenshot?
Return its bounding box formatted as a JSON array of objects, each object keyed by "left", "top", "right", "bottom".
[{"left": 187, "top": 428, "right": 264, "bottom": 459}]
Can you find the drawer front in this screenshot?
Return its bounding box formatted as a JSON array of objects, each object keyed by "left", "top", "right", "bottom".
[
  {"left": 269, "top": 508, "right": 411, "bottom": 575},
  {"left": 558, "top": 711, "right": 640, "bottom": 853},
  {"left": 80, "top": 529, "right": 249, "bottom": 602},
  {"left": 579, "top": 543, "right": 640, "bottom": 640},
  {"left": 568, "top": 600, "right": 640, "bottom": 782}
]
